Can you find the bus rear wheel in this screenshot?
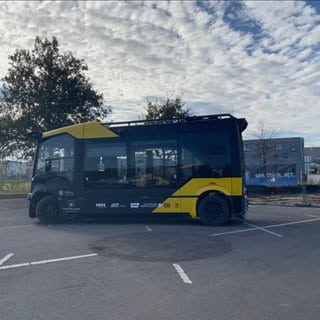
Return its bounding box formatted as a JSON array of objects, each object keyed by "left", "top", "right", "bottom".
[
  {"left": 36, "top": 196, "right": 60, "bottom": 225},
  {"left": 198, "top": 195, "right": 230, "bottom": 226}
]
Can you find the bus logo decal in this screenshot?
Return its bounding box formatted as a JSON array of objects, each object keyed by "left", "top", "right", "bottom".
[{"left": 140, "top": 203, "right": 158, "bottom": 208}]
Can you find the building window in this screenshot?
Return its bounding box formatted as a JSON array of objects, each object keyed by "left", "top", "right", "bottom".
[
  {"left": 275, "top": 144, "right": 282, "bottom": 151},
  {"left": 290, "top": 146, "right": 296, "bottom": 152},
  {"left": 244, "top": 144, "right": 250, "bottom": 152},
  {"left": 274, "top": 154, "right": 279, "bottom": 159},
  {"left": 282, "top": 153, "right": 288, "bottom": 158}
]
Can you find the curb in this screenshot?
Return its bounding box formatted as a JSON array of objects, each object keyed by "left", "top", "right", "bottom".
[{"left": 0, "top": 194, "right": 28, "bottom": 199}]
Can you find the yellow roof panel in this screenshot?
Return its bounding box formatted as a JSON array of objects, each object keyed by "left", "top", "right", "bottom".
[{"left": 43, "top": 121, "right": 118, "bottom": 139}]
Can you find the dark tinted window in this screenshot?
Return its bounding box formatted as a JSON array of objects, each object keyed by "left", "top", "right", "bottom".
[
  {"left": 84, "top": 142, "right": 127, "bottom": 188},
  {"left": 180, "top": 131, "right": 231, "bottom": 179}
]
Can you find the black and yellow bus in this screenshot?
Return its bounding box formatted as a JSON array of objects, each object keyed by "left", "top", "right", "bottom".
[{"left": 27, "top": 114, "right": 248, "bottom": 226}]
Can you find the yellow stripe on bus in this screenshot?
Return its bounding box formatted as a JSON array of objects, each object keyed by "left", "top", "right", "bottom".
[
  {"left": 153, "top": 177, "right": 243, "bottom": 218},
  {"left": 153, "top": 197, "right": 197, "bottom": 218},
  {"left": 173, "top": 178, "right": 232, "bottom": 197}
]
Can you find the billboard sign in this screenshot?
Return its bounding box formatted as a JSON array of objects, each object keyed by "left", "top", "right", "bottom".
[{"left": 245, "top": 164, "right": 298, "bottom": 186}]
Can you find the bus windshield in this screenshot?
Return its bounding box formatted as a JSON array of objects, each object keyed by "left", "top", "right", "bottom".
[{"left": 35, "top": 134, "right": 74, "bottom": 175}]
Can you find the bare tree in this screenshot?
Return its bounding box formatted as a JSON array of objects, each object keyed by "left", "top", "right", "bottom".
[{"left": 250, "top": 121, "right": 277, "bottom": 172}]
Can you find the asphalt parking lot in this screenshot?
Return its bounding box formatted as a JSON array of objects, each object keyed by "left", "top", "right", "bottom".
[{"left": 1, "top": 198, "right": 320, "bottom": 320}]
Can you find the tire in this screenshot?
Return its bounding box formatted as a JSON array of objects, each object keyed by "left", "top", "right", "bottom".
[
  {"left": 198, "top": 195, "right": 230, "bottom": 226},
  {"left": 36, "top": 196, "right": 60, "bottom": 224}
]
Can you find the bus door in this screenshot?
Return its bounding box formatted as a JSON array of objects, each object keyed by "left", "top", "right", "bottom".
[
  {"left": 83, "top": 141, "right": 131, "bottom": 213},
  {"left": 82, "top": 139, "right": 180, "bottom": 214},
  {"left": 127, "top": 140, "right": 180, "bottom": 213}
]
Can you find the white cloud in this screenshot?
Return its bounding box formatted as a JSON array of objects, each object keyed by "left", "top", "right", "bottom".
[{"left": 0, "top": 0, "right": 319, "bottom": 146}]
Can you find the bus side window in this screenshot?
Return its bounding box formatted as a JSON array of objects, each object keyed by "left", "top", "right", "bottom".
[
  {"left": 180, "top": 147, "right": 203, "bottom": 182},
  {"left": 180, "top": 131, "right": 231, "bottom": 179},
  {"left": 84, "top": 142, "right": 127, "bottom": 188},
  {"left": 131, "top": 141, "right": 178, "bottom": 188}
]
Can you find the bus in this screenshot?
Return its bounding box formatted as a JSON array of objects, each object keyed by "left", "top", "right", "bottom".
[{"left": 27, "top": 114, "right": 248, "bottom": 226}]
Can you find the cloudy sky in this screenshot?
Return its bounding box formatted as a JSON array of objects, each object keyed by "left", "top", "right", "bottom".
[{"left": 0, "top": 1, "right": 319, "bottom": 146}]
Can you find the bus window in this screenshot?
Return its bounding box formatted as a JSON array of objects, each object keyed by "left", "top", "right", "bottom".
[
  {"left": 180, "top": 131, "right": 231, "bottom": 179},
  {"left": 180, "top": 146, "right": 203, "bottom": 182},
  {"left": 84, "top": 142, "right": 127, "bottom": 188},
  {"left": 35, "top": 134, "right": 74, "bottom": 174},
  {"left": 130, "top": 140, "right": 178, "bottom": 187}
]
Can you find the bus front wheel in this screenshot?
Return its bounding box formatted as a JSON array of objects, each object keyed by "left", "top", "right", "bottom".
[
  {"left": 198, "top": 195, "right": 230, "bottom": 226},
  {"left": 36, "top": 196, "right": 60, "bottom": 225}
]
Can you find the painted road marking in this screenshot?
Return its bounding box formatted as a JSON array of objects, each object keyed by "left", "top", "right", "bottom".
[
  {"left": 145, "top": 226, "right": 152, "bottom": 232},
  {"left": 0, "top": 262, "right": 30, "bottom": 270},
  {"left": 0, "top": 224, "right": 34, "bottom": 230},
  {"left": 211, "top": 217, "right": 320, "bottom": 237},
  {"left": 0, "top": 253, "right": 98, "bottom": 271},
  {"left": 262, "top": 217, "right": 320, "bottom": 229},
  {"left": 0, "top": 253, "right": 14, "bottom": 266},
  {"left": 173, "top": 263, "right": 192, "bottom": 284},
  {"left": 243, "top": 222, "right": 283, "bottom": 237},
  {"left": 211, "top": 227, "right": 258, "bottom": 237}
]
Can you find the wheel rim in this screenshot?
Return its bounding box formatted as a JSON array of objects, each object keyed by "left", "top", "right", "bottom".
[
  {"left": 205, "top": 202, "right": 223, "bottom": 220},
  {"left": 45, "top": 204, "right": 58, "bottom": 217}
]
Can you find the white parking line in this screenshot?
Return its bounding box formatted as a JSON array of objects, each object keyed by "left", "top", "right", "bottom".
[
  {"left": 0, "top": 262, "right": 30, "bottom": 270},
  {"left": 307, "top": 214, "right": 318, "bottom": 218},
  {"left": 30, "top": 254, "right": 98, "bottom": 265},
  {"left": 211, "top": 217, "right": 320, "bottom": 238},
  {"left": 145, "top": 225, "right": 152, "bottom": 232},
  {"left": 173, "top": 263, "right": 192, "bottom": 284},
  {"left": 0, "top": 224, "right": 34, "bottom": 230},
  {"left": 0, "top": 253, "right": 15, "bottom": 266},
  {"left": 211, "top": 227, "right": 257, "bottom": 237},
  {"left": 243, "top": 222, "right": 283, "bottom": 237},
  {"left": 0, "top": 253, "right": 98, "bottom": 271},
  {"left": 262, "top": 217, "right": 320, "bottom": 229}
]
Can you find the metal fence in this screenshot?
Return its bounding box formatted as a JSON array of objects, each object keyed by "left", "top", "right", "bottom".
[{"left": 0, "top": 161, "right": 33, "bottom": 180}]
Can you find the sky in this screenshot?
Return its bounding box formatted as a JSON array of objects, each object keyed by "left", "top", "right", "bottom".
[{"left": 0, "top": 0, "right": 319, "bottom": 146}]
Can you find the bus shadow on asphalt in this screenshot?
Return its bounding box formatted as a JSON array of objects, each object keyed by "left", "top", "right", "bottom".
[
  {"left": 60, "top": 214, "right": 201, "bottom": 226},
  {"left": 37, "top": 213, "right": 249, "bottom": 228}
]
